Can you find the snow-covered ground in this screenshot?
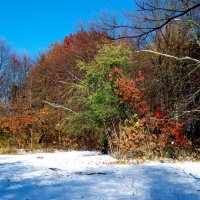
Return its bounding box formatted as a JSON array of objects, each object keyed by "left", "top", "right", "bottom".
[{"left": 0, "top": 151, "right": 199, "bottom": 200}]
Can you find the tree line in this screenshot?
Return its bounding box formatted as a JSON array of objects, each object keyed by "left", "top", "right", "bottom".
[{"left": 0, "top": 0, "right": 199, "bottom": 158}]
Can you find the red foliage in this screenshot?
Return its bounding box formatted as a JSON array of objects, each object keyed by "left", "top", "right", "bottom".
[
  {"left": 151, "top": 109, "right": 186, "bottom": 146},
  {"left": 109, "top": 67, "right": 187, "bottom": 147},
  {"left": 109, "top": 67, "right": 149, "bottom": 115},
  {"left": 154, "top": 108, "right": 167, "bottom": 119},
  {"left": 30, "top": 31, "right": 109, "bottom": 104}
]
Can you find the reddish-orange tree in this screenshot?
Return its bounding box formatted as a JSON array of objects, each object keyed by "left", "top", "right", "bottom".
[
  {"left": 20, "top": 31, "right": 110, "bottom": 149},
  {"left": 109, "top": 65, "right": 188, "bottom": 157}
]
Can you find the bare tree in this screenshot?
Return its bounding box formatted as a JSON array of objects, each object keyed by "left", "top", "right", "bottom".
[
  {"left": 99, "top": 0, "right": 200, "bottom": 44},
  {"left": 0, "top": 39, "right": 11, "bottom": 102}
]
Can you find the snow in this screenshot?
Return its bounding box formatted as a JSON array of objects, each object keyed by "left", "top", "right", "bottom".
[{"left": 0, "top": 151, "right": 199, "bottom": 200}]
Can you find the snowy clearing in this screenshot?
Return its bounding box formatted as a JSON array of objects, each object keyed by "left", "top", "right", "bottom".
[{"left": 0, "top": 151, "right": 199, "bottom": 200}]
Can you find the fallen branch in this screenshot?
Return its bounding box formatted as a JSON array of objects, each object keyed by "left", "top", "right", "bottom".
[
  {"left": 56, "top": 80, "right": 79, "bottom": 86},
  {"left": 182, "top": 110, "right": 200, "bottom": 113},
  {"left": 43, "top": 101, "right": 77, "bottom": 114},
  {"left": 136, "top": 50, "right": 200, "bottom": 64}
]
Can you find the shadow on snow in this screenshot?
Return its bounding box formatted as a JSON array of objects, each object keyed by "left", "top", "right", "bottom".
[{"left": 0, "top": 159, "right": 199, "bottom": 200}]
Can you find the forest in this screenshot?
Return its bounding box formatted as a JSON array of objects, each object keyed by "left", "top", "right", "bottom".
[{"left": 0, "top": 0, "right": 200, "bottom": 159}]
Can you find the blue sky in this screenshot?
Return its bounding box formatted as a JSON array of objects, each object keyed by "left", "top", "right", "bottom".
[{"left": 0, "top": 0, "right": 137, "bottom": 57}]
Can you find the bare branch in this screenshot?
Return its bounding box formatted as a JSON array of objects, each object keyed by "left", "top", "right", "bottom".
[
  {"left": 135, "top": 49, "right": 200, "bottom": 64},
  {"left": 66, "top": 70, "right": 81, "bottom": 81},
  {"left": 56, "top": 80, "right": 79, "bottom": 86},
  {"left": 43, "top": 101, "right": 77, "bottom": 114},
  {"left": 182, "top": 110, "right": 200, "bottom": 113},
  {"left": 108, "top": 2, "right": 200, "bottom": 40}
]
